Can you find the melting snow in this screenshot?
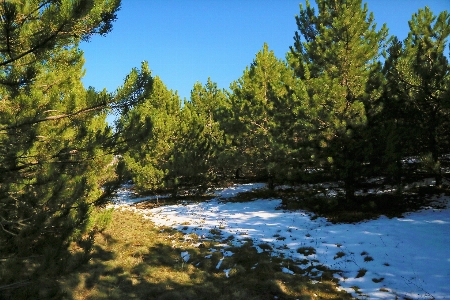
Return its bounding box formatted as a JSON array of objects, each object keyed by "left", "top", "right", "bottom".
[
  {"left": 111, "top": 183, "right": 450, "bottom": 299},
  {"left": 282, "top": 267, "right": 295, "bottom": 275},
  {"left": 180, "top": 251, "right": 190, "bottom": 263}
]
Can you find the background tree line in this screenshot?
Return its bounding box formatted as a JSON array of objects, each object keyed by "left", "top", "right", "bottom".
[
  {"left": 0, "top": 0, "right": 448, "bottom": 297},
  {"left": 118, "top": 0, "right": 450, "bottom": 201}
]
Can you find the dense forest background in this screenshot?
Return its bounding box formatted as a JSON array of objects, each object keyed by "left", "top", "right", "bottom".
[
  {"left": 0, "top": 0, "right": 449, "bottom": 296},
  {"left": 117, "top": 1, "right": 450, "bottom": 201}
]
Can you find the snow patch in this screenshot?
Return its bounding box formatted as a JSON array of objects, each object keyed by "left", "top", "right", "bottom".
[
  {"left": 181, "top": 251, "right": 190, "bottom": 262},
  {"left": 113, "top": 183, "right": 450, "bottom": 299}
]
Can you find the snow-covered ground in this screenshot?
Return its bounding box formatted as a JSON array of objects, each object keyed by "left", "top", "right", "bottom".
[{"left": 111, "top": 183, "right": 450, "bottom": 299}]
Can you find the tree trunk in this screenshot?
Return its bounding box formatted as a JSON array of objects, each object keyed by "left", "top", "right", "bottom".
[{"left": 344, "top": 177, "right": 356, "bottom": 205}]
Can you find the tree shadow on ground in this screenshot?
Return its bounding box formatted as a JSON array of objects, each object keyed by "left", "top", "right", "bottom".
[{"left": 56, "top": 210, "right": 351, "bottom": 300}]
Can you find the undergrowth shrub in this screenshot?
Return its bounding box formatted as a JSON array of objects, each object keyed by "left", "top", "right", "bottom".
[{"left": 87, "top": 207, "right": 114, "bottom": 232}]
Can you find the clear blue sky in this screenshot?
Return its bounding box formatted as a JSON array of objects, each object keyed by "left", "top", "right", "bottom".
[{"left": 80, "top": 0, "right": 449, "bottom": 101}]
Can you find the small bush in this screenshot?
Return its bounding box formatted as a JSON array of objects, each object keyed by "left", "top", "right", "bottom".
[{"left": 87, "top": 207, "right": 114, "bottom": 233}]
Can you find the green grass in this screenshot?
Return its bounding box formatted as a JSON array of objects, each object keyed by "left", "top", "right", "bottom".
[{"left": 57, "top": 209, "right": 352, "bottom": 300}]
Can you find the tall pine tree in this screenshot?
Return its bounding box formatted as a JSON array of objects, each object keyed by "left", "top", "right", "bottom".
[
  {"left": 116, "top": 75, "right": 182, "bottom": 192},
  {"left": 0, "top": 1, "right": 151, "bottom": 297},
  {"left": 228, "top": 43, "right": 300, "bottom": 185},
  {"left": 170, "top": 78, "right": 228, "bottom": 192},
  {"left": 381, "top": 7, "right": 450, "bottom": 186},
  {"left": 373, "top": 37, "right": 420, "bottom": 185},
  {"left": 289, "top": 0, "right": 388, "bottom": 201}
]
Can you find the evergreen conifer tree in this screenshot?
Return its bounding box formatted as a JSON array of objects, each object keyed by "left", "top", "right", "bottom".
[
  {"left": 381, "top": 7, "right": 450, "bottom": 186},
  {"left": 228, "top": 43, "right": 300, "bottom": 185},
  {"left": 0, "top": 1, "right": 152, "bottom": 297},
  {"left": 116, "top": 75, "right": 182, "bottom": 192},
  {"left": 289, "top": 0, "right": 388, "bottom": 201},
  {"left": 171, "top": 78, "right": 228, "bottom": 191},
  {"left": 374, "top": 37, "right": 417, "bottom": 184}
]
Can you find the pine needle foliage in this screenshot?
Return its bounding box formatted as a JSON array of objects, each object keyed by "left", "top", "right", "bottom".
[
  {"left": 0, "top": 1, "right": 152, "bottom": 297},
  {"left": 227, "top": 43, "right": 306, "bottom": 185},
  {"left": 289, "top": 0, "right": 389, "bottom": 201},
  {"left": 116, "top": 75, "right": 182, "bottom": 192},
  {"left": 378, "top": 7, "right": 450, "bottom": 185}
]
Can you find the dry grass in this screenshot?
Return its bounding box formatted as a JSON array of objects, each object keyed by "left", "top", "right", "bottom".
[{"left": 59, "top": 209, "right": 352, "bottom": 300}]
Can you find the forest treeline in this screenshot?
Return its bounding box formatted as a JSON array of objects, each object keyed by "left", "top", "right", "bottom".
[
  {"left": 0, "top": 0, "right": 448, "bottom": 297},
  {"left": 117, "top": 2, "right": 450, "bottom": 201}
]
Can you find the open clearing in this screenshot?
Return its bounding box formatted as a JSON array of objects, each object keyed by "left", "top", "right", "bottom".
[{"left": 111, "top": 183, "right": 450, "bottom": 299}]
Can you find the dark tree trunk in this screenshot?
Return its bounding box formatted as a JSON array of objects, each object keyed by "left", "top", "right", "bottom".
[{"left": 345, "top": 180, "right": 356, "bottom": 202}]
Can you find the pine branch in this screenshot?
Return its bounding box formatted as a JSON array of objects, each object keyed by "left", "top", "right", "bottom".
[
  {"left": 0, "top": 216, "right": 18, "bottom": 236},
  {"left": 0, "top": 101, "right": 108, "bottom": 130},
  {"left": 0, "top": 280, "right": 30, "bottom": 291},
  {"left": 0, "top": 20, "right": 68, "bottom": 67}
]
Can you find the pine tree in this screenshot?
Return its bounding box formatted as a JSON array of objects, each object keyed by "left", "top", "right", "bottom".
[
  {"left": 0, "top": 1, "right": 156, "bottom": 297},
  {"left": 382, "top": 7, "right": 450, "bottom": 186},
  {"left": 0, "top": 47, "right": 115, "bottom": 298},
  {"left": 289, "top": 0, "right": 388, "bottom": 201},
  {"left": 228, "top": 43, "right": 300, "bottom": 185},
  {"left": 0, "top": 0, "right": 119, "bottom": 88},
  {"left": 373, "top": 37, "right": 417, "bottom": 184},
  {"left": 117, "top": 75, "right": 182, "bottom": 192},
  {"left": 171, "top": 78, "right": 228, "bottom": 191}
]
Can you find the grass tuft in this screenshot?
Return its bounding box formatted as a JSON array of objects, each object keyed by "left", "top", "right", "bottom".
[
  {"left": 209, "top": 228, "right": 221, "bottom": 235},
  {"left": 364, "top": 256, "right": 374, "bottom": 262},
  {"left": 297, "top": 246, "right": 316, "bottom": 256},
  {"left": 356, "top": 268, "right": 367, "bottom": 278},
  {"left": 333, "top": 251, "right": 346, "bottom": 260}
]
